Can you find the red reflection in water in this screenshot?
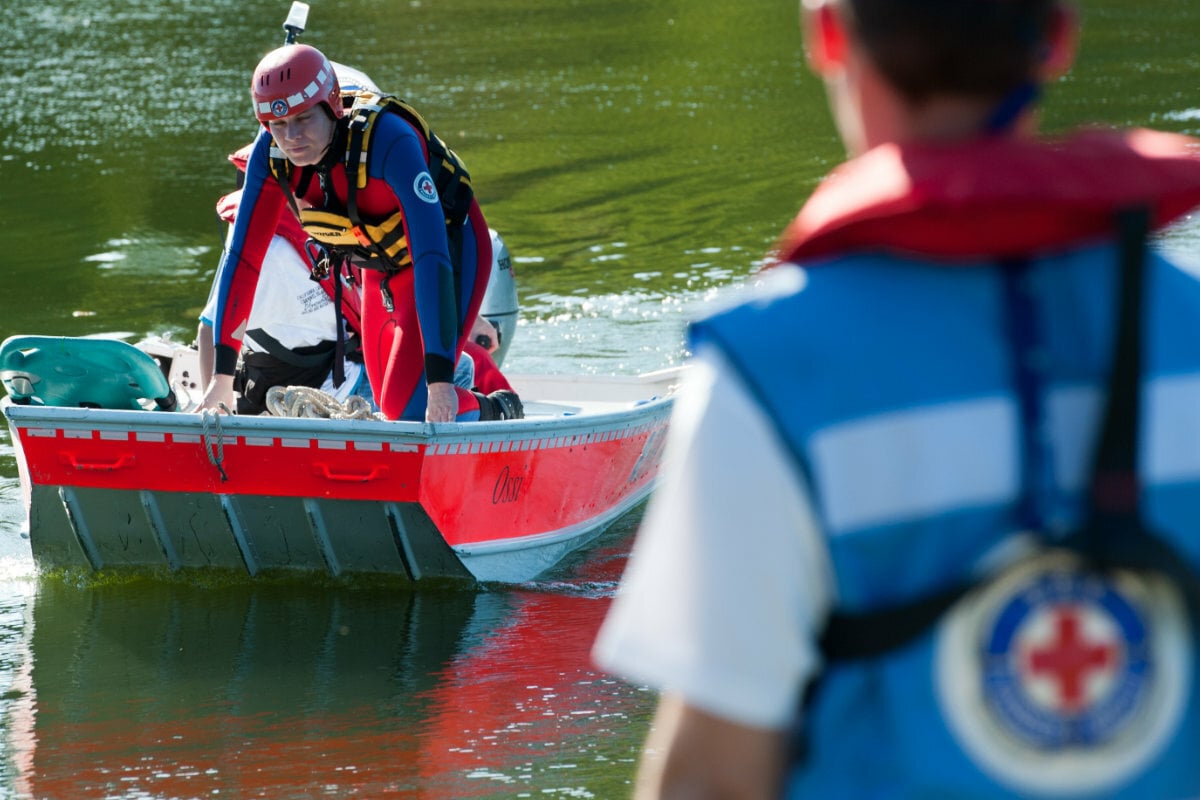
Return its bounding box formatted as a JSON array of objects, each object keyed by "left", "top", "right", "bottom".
[
  {"left": 418, "top": 589, "right": 643, "bottom": 794},
  {"left": 13, "top": 537, "right": 650, "bottom": 797}
]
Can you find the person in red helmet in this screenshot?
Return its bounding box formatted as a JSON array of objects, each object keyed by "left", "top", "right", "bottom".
[{"left": 201, "top": 43, "right": 522, "bottom": 422}]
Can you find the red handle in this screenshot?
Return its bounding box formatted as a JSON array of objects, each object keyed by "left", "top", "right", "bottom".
[
  {"left": 314, "top": 464, "right": 388, "bottom": 482},
  {"left": 62, "top": 453, "right": 135, "bottom": 471}
]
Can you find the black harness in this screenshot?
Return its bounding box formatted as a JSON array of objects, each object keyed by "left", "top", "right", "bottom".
[
  {"left": 818, "top": 206, "right": 1200, "bottom": 664},
  {"left": 266, "top": 95, "right": 475, "bottom": 385}
]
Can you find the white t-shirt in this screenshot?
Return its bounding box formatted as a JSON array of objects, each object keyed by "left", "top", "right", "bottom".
[
  {"left": 592, "top": 344, "right": 837, "bottom": 730},
  {"left": 202, "top": 233, "right": 339, "bottom": 353},
  {"left": 202, "top": 233, "right": 365, "bottom": 401}
]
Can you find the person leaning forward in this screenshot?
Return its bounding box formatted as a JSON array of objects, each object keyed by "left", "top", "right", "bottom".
[
  {"left": 200, "top": 43, "right": 522, "bottom": 422},
  {"left": 594, "top": 0, "right": 1200, "bottom": 797}
]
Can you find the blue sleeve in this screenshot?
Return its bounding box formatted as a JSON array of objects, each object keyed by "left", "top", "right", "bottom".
[{"left": 371, "top": 113, "right": 459, "bottom": 383}]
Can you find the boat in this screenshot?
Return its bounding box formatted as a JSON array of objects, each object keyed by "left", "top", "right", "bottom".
[
  {"left": 0, "top": 0, "right": 678, "bottom": 587},
  {"left": 0, "top": 333, "right": 678, "bottom": 585}
]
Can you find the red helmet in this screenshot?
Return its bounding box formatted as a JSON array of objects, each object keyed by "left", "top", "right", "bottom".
[{"left": 251, "top": 44, "right": 342, "bottom": 125}]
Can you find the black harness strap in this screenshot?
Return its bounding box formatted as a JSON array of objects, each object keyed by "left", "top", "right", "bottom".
[
  {"left": 330, "top": 258, "right": 346, "bottom": 387},
  {"left": 817, "top": 205, "right": 1186, "bottom": 663},
  {"left": 816, "top": 582, "right": 971, "bottom": 662},
  {"left": 1081, "top": 206, "right": 1148, "bottom": 549},
  {"left": 244, "top": 329, "right": 336, "bottom": 369},
  {"left": 1063, "top": 209, "right": 1200, "bottom": 597},
  {"left": 344, "top": 107, "right": 400, "bottom": 315},
  {"left": 270, "top": 158, "right": 313, "bottom": 222}
]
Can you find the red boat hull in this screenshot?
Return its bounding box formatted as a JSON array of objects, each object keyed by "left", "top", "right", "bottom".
[{"left": 4, "top": 397, "right": 672, "bottom": 584}]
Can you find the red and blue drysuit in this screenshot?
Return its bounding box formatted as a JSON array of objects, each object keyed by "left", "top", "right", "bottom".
[{"left": 211, "top": 110, "right": 491, "bottom": 421}]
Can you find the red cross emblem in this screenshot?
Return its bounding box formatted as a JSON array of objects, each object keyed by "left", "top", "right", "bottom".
[
  {"left": 967, "top": 564, "right": 1162, "bottom": 757},
  {"left": 1023, "top": 605, "right": 1117, "bottom": 712},
  {"left": 413, "top": 171, "right": 439, "bottom": 202}
]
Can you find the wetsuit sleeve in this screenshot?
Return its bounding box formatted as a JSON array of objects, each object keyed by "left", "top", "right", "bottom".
[
  {"left": 210, "top": 129, "right": 287, "bottom": 376},
  {"left": 372, "top": 113, "right": 459, "bottom": 384}
]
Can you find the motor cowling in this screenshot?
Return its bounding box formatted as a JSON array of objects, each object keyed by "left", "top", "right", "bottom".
[{"left": 479, "top": 229, "right": 518, "bottom": 367}]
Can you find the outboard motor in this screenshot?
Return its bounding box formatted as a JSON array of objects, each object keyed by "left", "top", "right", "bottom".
[{"left": 479, "top": 229, "right": 518, "bottom": 367}]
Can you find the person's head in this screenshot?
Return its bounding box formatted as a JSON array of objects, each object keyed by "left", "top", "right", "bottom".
[
  {"left": 329, "top": 61, "right": 380, "bottom": 110},
  {"left": 802, "top": 0, "right": 1078, "bottom": 153},
  {"left": 251, "top": 44, "right": 342, "bottom": 166}
]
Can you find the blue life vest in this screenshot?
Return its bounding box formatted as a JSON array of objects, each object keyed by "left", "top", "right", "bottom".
[{"left": 694, "top": 236, "right": 1200, "bottom": 797}]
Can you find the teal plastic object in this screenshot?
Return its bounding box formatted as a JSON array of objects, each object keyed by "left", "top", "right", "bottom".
[{"left": 0, "top": 336, "right": 177, "bottom": 411}]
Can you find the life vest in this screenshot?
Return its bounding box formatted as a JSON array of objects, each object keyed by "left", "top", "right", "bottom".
[
  {"left": 774, "top": 128, "right": 1200, "bottom": 264},
  {"left": 769, "top": 127, "right": 1200, "bottom": 676},
  {"left": 696, "top": 129, "right": 1200, "bottom": 797},
  {"left": 696, "top": 251, "right": 1200, "bottom": 799},
  {"left": 269, "top": 92, "right": 474, "bottom": 274}
]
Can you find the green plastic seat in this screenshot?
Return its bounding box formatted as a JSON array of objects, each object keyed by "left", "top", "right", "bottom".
[{"left": 0, "top": 336, "right": 177, "bottom": 411}]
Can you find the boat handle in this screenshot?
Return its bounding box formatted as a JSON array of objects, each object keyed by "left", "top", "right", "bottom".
[
  {"left": 314, "top": 464, "right": 388, "bottom": 482},
  {"left": 62, "top": 453, "right": 135, "bottom": 471}
]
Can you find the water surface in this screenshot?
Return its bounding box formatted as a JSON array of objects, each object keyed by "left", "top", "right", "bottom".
[{"left": 2, "top": 0, "right": 1199, "bottom": 796}]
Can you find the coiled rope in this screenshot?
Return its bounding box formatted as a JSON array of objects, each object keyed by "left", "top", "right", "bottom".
[
  {"left": 264, "top": 385, "right": 381, "bottom": 420},
  {"left": 199, "top": 407, "right": 229, "bottom": 482}
]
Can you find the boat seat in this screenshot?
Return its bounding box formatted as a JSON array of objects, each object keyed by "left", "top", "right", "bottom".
[{"left": 0, "top": 335, "right": 177, "bottom": 411}]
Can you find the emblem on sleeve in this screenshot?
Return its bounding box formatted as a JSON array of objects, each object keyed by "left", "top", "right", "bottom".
[
  {"left": 936, "top": 549, "right": 1191, "bottom": 796},
  {"left": 414, "top": 171, "right": 439, "bottom": 203}
]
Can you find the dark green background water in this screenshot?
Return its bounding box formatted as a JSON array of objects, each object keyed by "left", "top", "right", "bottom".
[{"left": 1, "top": 0, "right": 1199, "bottom": 796}]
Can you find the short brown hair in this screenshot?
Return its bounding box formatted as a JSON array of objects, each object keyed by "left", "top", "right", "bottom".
[{"left": 841, "top": 0, "right": 1056, "bottom": 104}]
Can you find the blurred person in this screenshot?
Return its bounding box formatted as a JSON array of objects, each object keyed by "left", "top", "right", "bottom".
[{"left": 594, "top": 0, "right": 1200, "bottom": 797}]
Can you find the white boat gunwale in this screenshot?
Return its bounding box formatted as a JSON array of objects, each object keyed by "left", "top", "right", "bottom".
[{"left": 2, "top": 367, "right": 680, "bottom": 585}]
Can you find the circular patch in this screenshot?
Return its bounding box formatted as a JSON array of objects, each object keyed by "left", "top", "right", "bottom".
[
  {"left": 983, "top": 571, "right": 1148, "bottom": 747},
  {"left": 270, "top": 98, "right": 290, "bottom": 118},
  {"left": 936, "top": 549, "right": 1190, "bottom": 796},
  {"left": 413, "top": 171, "right": 439, "bottom": 203}
]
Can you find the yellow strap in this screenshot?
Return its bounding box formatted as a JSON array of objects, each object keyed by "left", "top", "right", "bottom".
[
  {"left": 299, "top": 209, "right": 360, "bottom": 247},
  {"left": 299, "top": 208, "right": 412, "bottom": 266}
]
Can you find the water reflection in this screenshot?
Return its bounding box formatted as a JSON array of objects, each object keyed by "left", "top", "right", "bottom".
[{"left": 10, "top": 570, "right": 647, "bottom": 798}]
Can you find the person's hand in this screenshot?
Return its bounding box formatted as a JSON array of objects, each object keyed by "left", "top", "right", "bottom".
[
  {"left": 425, "top": 381, "right": 458, "bottom": 423},
  {"left": 200, "top": 374, "right": 237, "bottom": 414},
  {"left": 469, "top": 315, "right": 501, "bottom": 355}
]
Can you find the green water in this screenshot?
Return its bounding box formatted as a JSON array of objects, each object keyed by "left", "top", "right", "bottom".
[
  {"left": 0, "top": 0, "right": 825, "bottom": 373},
  {"left": 1, "top": 0, "right": 1199, "bottom": 796}
]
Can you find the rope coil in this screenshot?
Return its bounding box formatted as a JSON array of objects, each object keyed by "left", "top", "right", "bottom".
[
  {"left": 265, "top": 385, "right": 381, "bottom": 420},
  {"left": 200, "top": 408, "right": 229, "bottom": 482}
]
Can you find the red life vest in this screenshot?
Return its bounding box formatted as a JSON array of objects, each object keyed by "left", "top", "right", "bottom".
[{"left": 776, "top": 128, "right": 1200, "bottom": 265}]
